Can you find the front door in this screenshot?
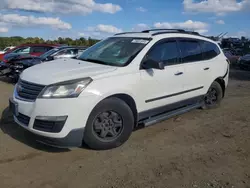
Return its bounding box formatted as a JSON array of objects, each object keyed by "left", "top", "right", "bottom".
[{"left": 139, "top": 39, "right": 187, "bottom": 113}]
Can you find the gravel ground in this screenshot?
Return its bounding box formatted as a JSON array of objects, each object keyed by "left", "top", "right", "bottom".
[{"left": 0, "top": 69, "right": 249, "bottom": 188}]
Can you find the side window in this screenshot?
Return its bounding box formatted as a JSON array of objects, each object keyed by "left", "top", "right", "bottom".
[
  {"left": 72, "top": 49, "right": 78, "bottom": 55},
  {"left": 65, "top": 49, "right": 78, "bottom": 55},
  {"left": 55, "top": 50, "right": 67, "bottom": 56},
  {"left": 31, "top": 47, "right": 48, "bottom": 53},
  {"left": 179, "top": 40, "right": 203, "bottom": 63},
  {"left": 200, "top": 41, "right": 221, "bottom": 60},
  {"left": 46, "top": 47, "right": 53, "bottom": 51},
  {"left": 14, "top": 47, "right": 30, "bottom": 54},
  {"left": 147, "top": 41, "right": 179, "bottom": 65}
]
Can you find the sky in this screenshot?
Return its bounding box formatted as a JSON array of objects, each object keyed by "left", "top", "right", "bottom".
[{"left": 0, "top": 0, "right": 249, "bottom": 39}]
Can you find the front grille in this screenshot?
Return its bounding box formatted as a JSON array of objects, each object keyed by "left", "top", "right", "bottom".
[
  {"left": 16, "top": 113, "right": 30, "bottom": 126},
  {"left": 33, "top": 119, "right": 66, "bottom": 133},
  {"left": 17, "top": 80, "right": 45, "bottom": 101}
]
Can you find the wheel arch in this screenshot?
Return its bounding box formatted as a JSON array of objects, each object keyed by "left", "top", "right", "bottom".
[
  {"left": 106, "top": 94, "right": 138, "bottom": 127},
  {"left": 214, "top": 77, "right": 226, "bottom": 97}
]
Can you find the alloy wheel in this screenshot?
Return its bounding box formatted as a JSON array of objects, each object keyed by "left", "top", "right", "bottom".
[
  {"left": 92, "top": 111, "right": 124, "bottom": 142},
  {"left": 204, "top": 88, "right": 218, "bottom": 106}
]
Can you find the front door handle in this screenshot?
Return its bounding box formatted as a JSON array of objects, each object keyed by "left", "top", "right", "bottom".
[
  {"left": 204, "top": 67, "right": 210, "bottom": 70},
  {"left": 175, "top": 72, "right": 183, "bottom": 76}
]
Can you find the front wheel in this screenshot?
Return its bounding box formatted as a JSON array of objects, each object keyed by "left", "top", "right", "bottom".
[
  {"left": 83, "top": 97, "right": 134, "bottom": 150},
  {"left": 202, "top": 81, "right": 223, "bottom": 109}
]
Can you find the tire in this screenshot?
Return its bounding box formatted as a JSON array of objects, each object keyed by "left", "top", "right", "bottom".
[
  {"left": 83, "top": 97, "right": 134, "bottom": 150},
  {"left": 202, "top": 81, "right": 223, "bottom": 109}
]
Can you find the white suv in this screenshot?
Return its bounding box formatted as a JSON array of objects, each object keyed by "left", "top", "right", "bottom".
[{"left": 9, "top": 29, "right": 229, "bottom": 150}]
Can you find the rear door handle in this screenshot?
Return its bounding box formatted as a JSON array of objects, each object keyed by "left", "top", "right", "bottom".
[
  {"left": 204, "top": 67, "right": 210, "bottom": 70},
  {"left": 175, "top": 72, "right": 183, "bottom": 76}
]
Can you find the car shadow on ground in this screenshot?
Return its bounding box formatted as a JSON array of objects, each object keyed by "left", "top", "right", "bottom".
[
  {"left": 0, "top": 107, "right": 72, "bottom": 153},
  {"left": 0, "top": 77, "right": 15, "bottom": 85},
  {"left": 230, "top": 68, "right": 250, "bottom": 81}
]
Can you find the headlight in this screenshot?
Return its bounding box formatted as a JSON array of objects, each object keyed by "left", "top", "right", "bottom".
[{"left": 39, "top": 78, "right": 92, "bottom": 98}]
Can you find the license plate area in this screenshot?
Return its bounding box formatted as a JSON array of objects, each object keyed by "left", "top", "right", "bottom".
[{"left": 9, "top": 98, "right": 19, "bottom": 116}]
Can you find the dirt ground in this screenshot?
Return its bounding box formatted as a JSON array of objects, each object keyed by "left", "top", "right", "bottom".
[{"left": 0, "top": 69, "right": 249, "bottom": 188}]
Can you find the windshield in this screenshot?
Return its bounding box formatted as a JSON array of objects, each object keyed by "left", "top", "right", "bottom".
[
  {"left": 3, "top": 47, "right": 10, "bottom": 51},
  {"left": 39, "top": 48, "right": 60, "bottom": 59},
  {"left": 78, "top": 37, "right": 150, "bottom": 66}
]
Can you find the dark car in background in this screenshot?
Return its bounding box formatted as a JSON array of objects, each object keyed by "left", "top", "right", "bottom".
[
  {"left": 223, "top": 49, "right": 240, "bottom": 65},
  {"left": 0, "top": 54, "right": 41, "bottom": 81},
  {"left": 0, "top": 46, "right": 87, "bottom": 82},
  {"left": 0, "top": 43, "right": 62, "bottom": 62},
  {"left": 238, "top": 54, "right": 250, "bottom": 70},
  {"left": 222, "top": 38, "right": 244, "bottom": 48}
]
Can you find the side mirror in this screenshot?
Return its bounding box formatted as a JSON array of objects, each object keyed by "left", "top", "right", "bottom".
[
  {"left": 141, "top": 59, "right": 165, "bottom": 70},
  {"left": 46, "top": 56, "right": 54, "bottom": 61}
]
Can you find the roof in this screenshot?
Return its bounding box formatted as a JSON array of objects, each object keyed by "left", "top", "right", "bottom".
[
  {"left": 18, "top": 43, "right": 62, "bottom": 47},
  {"left": 54, "top": 46, "right": 87, "bottom": 50},
  {"left": 113, "top": 29, "right": 214, "bottom": 42},
  {"left": 8, "top": 43, "right": 65, "bottom": 53}
]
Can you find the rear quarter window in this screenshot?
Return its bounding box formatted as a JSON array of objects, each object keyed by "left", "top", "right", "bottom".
[
  {"left": 200, "top": 41, "right": 221, "bottom": 60},
  {"left": 179, "top": 40, "right": 203, "bottom": 63},
  {"left": 31, "top": 47, "right": 49, "bottom": 53}
]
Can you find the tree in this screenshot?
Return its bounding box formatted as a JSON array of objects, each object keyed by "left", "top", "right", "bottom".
[{"left": 0, "top": 36, "right": 100, "bottom": 50}]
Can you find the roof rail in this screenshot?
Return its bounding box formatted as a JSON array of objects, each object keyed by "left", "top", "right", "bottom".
[
  {"left": 151, "top": 30, "right": 200, "bottom": 36},
  {"left": 113, "top": 29, "right": 212, "bottom": 40},
  {"left": 115, "top": 32, "right": 143, "bottom": 36},
  {"left": 142, "top": 29, "right": 186, "bottom": 33}
]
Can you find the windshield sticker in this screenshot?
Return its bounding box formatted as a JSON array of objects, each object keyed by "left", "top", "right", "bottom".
[{"left": 131, "top": 39, "right": 149, "bottom": 44}]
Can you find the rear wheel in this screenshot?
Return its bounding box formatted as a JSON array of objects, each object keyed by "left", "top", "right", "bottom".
[
  {"left": 202, "top": 81, "right": 223, "bottom": 109},
  {"left": 83, "top": 97, "right": 134, "bottom": 150}
]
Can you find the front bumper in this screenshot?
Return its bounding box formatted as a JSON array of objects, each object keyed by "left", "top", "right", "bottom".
[
  {"left": 10, "top": 86, "right": 99, "bottom": 148},
  {"left": 0, "top": 62, "right": 11, "bottom": 75},
  {"left": 14, "top": 115, "right": 84, "bottom": 148}
]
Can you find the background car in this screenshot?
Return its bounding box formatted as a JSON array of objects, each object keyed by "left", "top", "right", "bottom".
[
  {"left": 222, "top": 38, "right": 244, "bottom": 48},
  {"left": 39, "top": 46, "right": 86, "bottom": 61},
  {"left": 0, "top": 46, "right": 15, "bottom": 54},
  {"left": 0, "top": 54, "right": 41, "bottom": 81},
  {"left": 223, "top": 49, "right": 240, "bottom": 65},
  {"left": 0, "top": 43, "right": 62, "bottom": 61},
  {"left": 0, "top": 46, "right": 87, "bottom": 82},
  {"left": 238, "top": 54, "right": 250, "bottom": 70}
]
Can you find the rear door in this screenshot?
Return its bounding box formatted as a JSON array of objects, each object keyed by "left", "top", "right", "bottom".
[
  {"left": 177, "top": 38, "right": 209, "bottom": 98},
  {"left": 139, "top": 39, "right": 187, "bottom": 113},
  {"left": 178, "top": 38, "right": 222, "bottom": 99}
]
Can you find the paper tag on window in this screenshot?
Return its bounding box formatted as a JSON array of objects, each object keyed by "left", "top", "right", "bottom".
[{"left": 131, "top": 39, "right": 149, "bottom": 44}]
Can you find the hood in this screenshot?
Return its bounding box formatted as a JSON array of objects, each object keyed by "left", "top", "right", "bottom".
[
  {"left": 21, "top": 58, "right": 117, "bottom": 85},
  {"left": 4, "top": 53, "right": 37, "bottom": 62},
  {"left": 11, "top": 58, "right": 42, "bottom": 67},
  {"left": 241, "top": 54, "right": 250, "bottom": 61}
]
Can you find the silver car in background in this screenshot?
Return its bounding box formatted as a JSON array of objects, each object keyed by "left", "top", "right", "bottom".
[{"left": 42, "top": 46, "right": 87, "bottom": 61}]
